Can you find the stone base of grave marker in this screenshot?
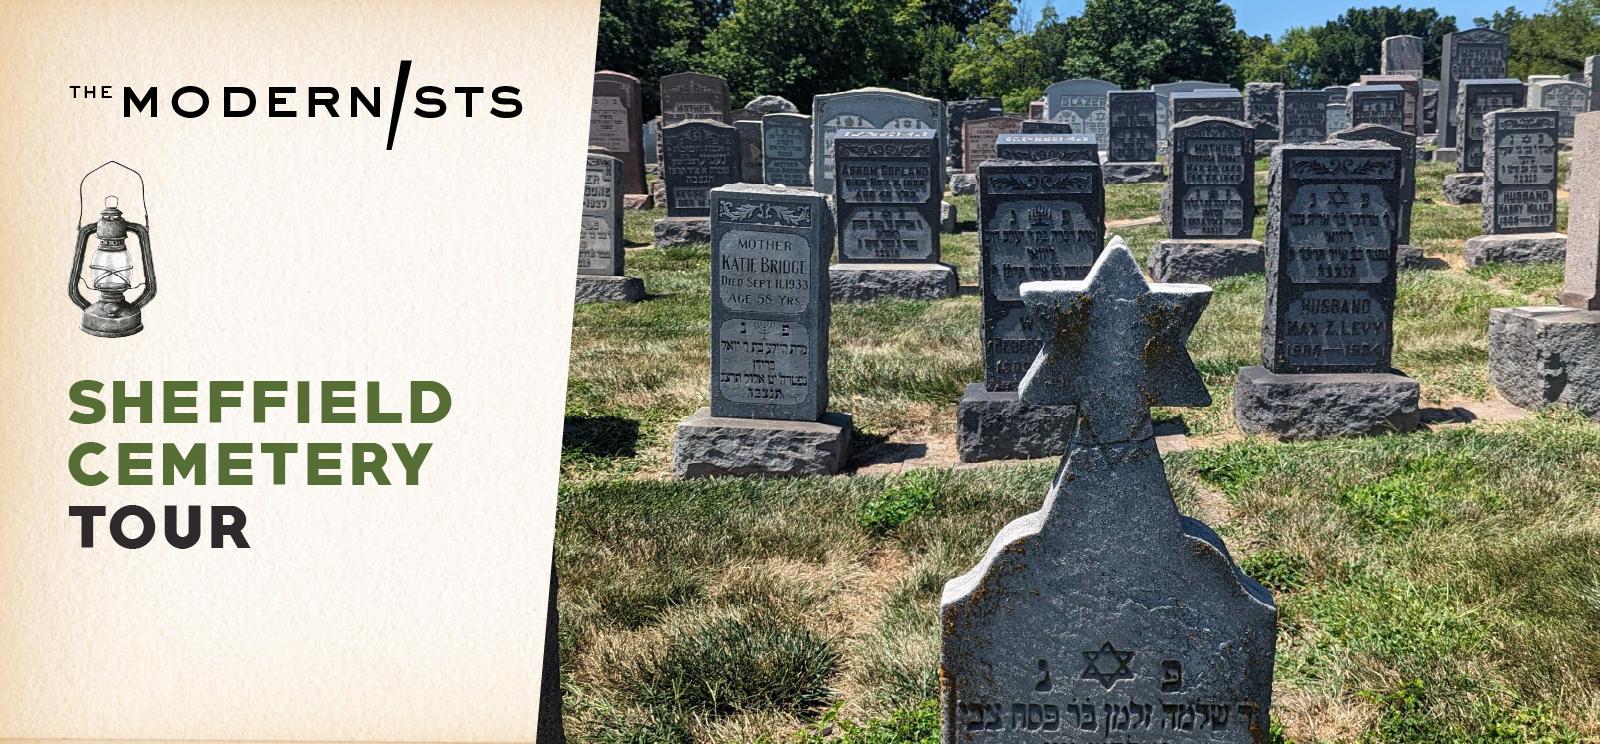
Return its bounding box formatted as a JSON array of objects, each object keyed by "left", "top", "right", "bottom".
[
  {"left": 1442, "top": 173, "right": 1483, "bottom": 204},
  {"left": 1102, "top": 161, "right": 1165, "bottom": 184},
  {"left": 575, "top": 275, "right": 645, "bottom": 304},
  {"left": 941, "top": 200, "right": 959, "bottom": 233},
  {"left": 954, "top": 383, "right": 1076, "bottom": 463},
  {"left": 652, "top": 216, "right": 713, "bottom": 249},
  {"left": 672, "top": 408, "right": 853, "bottom": 478},
  {"left": 829, "top": 263, "right": 960, "bottom": 302},
  {"left": 950, "top": 174, "right": 977, "bottom": 196},
  {"left": 1434, "top": 147, "right": 1458, "bottom": 163},
  {"left": 1398, "top": 245, "right": 1426, "bottom": 269},
  {"left": 623, "top": 193, "right": 655, "bottom": 210},
  {"left": 1488, "top": 307, "right": 1600, "bottom": 421},
  {"left": 1233, "top": 366, "right": 1421, "bottom": 440},
  {"left": 1148, "top": 239, "right": 1265, "bottom": 282},
  {"left": 1464, "top": 233, "right": 1567, "bottom": 266}
]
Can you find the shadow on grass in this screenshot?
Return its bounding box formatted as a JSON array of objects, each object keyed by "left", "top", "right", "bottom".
[{"left": 563, "top": 415, "right": 642, "bottom": 459}]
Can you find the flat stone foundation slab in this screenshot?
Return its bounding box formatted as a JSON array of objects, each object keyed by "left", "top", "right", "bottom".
[
  {"left": 575, "top": 275, "right": 645, "bottom": 304},
  {"left": 830, "top": 263, "right": 959, "bottom": 302},
  {"left": 653, "top": 216, "right": 711, "bottom": 249},
  {"left": 956, "top": 383, "right": 1076, "bottom": 463},
  {"left": 1102, "top": 161, "right": 1165, "bottom": 184},
  {"left": 1464, "top": 233, "right": 1567, "bottom": 266},
  {"left": 1233, "top": 365, "right": 1421, "bottom": 440},
  {"left": 1489, "top": 306, "right": 1600, "bottom": 421},
  {"left": 1148, "top": 239, "right": 1264, "bottom": 282},
  {"left": 1442, "top": 172, "right": 1483, "bottom": 204},
  {"left": 672, "top": 408, "right": 853, "bottom": 478}
]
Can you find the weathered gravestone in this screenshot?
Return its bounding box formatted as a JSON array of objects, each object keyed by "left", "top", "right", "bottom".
[
  {"left": 812, "top": 87, "right": 944, "bottom": 197},
  {"left": 1235, "top": 140, "right": 1421, "bottom": 440},
  {"left": 1348, "top": 85, "right": 1408, "bottom": 132},
  {"left": 746, "top": 94, "right": 798, "bottom": 114},
  {"left": 948, "top": 98, "right": 1005, "bottom": 169},
  {"left": 1153, "top": 81, "right": 1232, "bottom": 147},
  {"left": 1151, "top": 117, "right": 1263, "bottom": 282},
  {"left": 1246, "top": 82, "right": 1284, "bottom": 153},
  {"left": 1382, "top": 35, "right": 1426, "bottom": 78},
  {"left": 655, "top": 120, "right": 740, "bottom": 247},
  {"left": 1489, "top": 111, "right": 1600, "bottom": 421},
  {"left": 1028, "top": 99, "right": 1047, "bottom": 120},
  {"left": 1465, "top": 108, "right": 1567, "bottom": 266},
  {"left": 1105, "top": 91, "right": 1164, "bottom": 183},
  {"left": 733, "top": 119, "right": 764, "bottom": 183},
  {"left": 590, "top": 71, "right": 648, "bottom": 196},
  {"left": 1529, "top": 80, "right": 1591, "bottom": 140},
  {"left": 659, "top": 72, "right": 730, "bottom": 127},
  {"left": 642, "top": 117, "right": 658, "bottom": 165},
  {"left": 1170, "top": 90, "right": 1245, "bottom": 130},
  {"left": 1044, "top": 79, "right": 1119, "bottom": 143},
  {"left": 994, "top": 133, "right": 1100, "bottom": 164},
  {"left": 1280, "top": 90, "right": 1329, "bottom": 144},
  {"left": 1323, "top": 86, "right": 1350, "bottom": 107},
  {"left": 1421, "top": 83, "right": 1439, "bottom": 135},
  {"left": 1020, "top": 120, "right": 1076, "bottom": 134},
  {"left": 728, "top": 108, "right": 762, "bottom": 123},
  {"left": 957, "top": 159, "right": 1105, "bottom": 462},
  {"left": 1359, "top": 75, "right": 1422, "bottom": 134},
  {"left": 1325, "top": 103, "right": 1351, "bottom": 133},
  {"left": 1439, "top": 29, "right": 1509, "bottom": 151},
  {"left": 1444, "top": 78, "right": 1525, "bottom": 205},
  {"left": 962, "top": 115, "right": 1026, "bottom": 172},
  {"left": 941, "top": 241, "right": 1276, "bottom": 744},
  {"left": 830, "top": 129, "right": 958, "bottom": 301},
  {"left": 1333, "top": 124, "right": 1421, "bottom": 268},
  {"left": 673, "top": 183, "right": 850, "bottom": 477},
  {"left": 576, "top": 152, "right": 644, "bottom": 303},
  {"left": 762, "top": 113, "right": 813, "bottom": 186}
]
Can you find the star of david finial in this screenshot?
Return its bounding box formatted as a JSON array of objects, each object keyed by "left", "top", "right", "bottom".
[{"left": 1018, "top": 237, "right": 1212, "bottom": 445}]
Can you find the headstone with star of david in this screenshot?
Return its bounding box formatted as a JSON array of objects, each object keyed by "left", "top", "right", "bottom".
[{"left": 940, "top": 239, "right": 1278, "bottom": 743}]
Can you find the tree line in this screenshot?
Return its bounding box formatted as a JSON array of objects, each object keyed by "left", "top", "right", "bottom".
[{"left": 598, "top": 0, "right": 1600, "bottom": 118}]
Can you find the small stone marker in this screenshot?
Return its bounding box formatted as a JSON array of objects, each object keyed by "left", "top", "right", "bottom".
[
  {"left": 642, "top": 117, "right": 658, "bottom": 165},
  {"left": 1421, "top": 85, "right": 1439, "bottom": 134},
  {"left": 1235, "top": 140, "right": 1420, "bottom": 440},
  {"left": 1444, "top": 78, "right": 1525, "bottom": 205},
  {"left": 1382, "top": 35, "right": 1426, "bottom": 78},
  {"left": 733, "top": 119, "right": 764, "bottom": 183},
  {"left": 590, "top": 71, "right": 648, "bottom": 195},
  {"left": 1151, "top": 117, "right": 1262, "bottom": 282},
  {"left": 1466, "top": 108, "right": 1566, "bottom": 266},
  {"left": 1333, "top": 123, "right": 1419, "bottom": 266},
  {"left": 1325, "top": 103, "right": 1351, "bottom": 133},
  {"left": 1440, "top": 28, "right": 1510, "bottom": 149},
  {"left": 942, "top": 241, "right": 1276, "bottom": 744},
  {"left": 762, "top": 113, "right": 813, "bottom": 186},
  {"left": 1359, "top": 75, "right": 1422, "bottom": 134},
  {"left": 673, "top": 184, "right": 850, "bottom": 477},
  {"left": 1489, "top": 111, "right": 1600, "bottom": 421},
  {"left": 660, "top": 72, "right": 731, "bottom": 126},
  {"left": 1170, "top": 90, "right": 1245, "bottom": 131},
  {"left": 961, "top": 115, "right": 1025, "bottom": 172},
  {"left": 576, "top": 153, "right": 644, "bottom": 303},
  {"left": 1044, "top": 79, "right": 1119, "bottom": 142},
  {"left": 831, "top": 129, "right": 957, "bottom": 301},
  {"left": 661, "top": 120, "right": 741, "bottom": 217},
  {"left": 1246, "top": 82, "right": 1284, "bottom": 145},
  {"left": 994, "top": 133, "right": 1099, "bottom": 164},
  {"left": 1028, "top": 99, "right": 1046, "bottom": 119},
  {"left": 812, "top": 87, "right": 944, "bottom": 196},
  {"left": 1020, "top": 120, "right": 1075, "bottom": 134},
  {"left": 1280, "top": 90, "right": 1329, "bottom": 143},
  {"left": 1348, "top": 84, "right": 1408, "bottom": 131},
  {"left": 957, "top": 159, "right": 1105, "bottom": 462},
  {"left": 1528, "top": 80, "right": 1591, "bottom": 139},
  {"left": 1105, "top": 91, "right": 1164, "bottom": 183},
  {"left": 948, "top": 98, "right": 1005, "bottom": 168}
]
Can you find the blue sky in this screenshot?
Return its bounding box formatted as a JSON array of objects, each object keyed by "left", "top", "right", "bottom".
[{"left": 1016, "top": 0, "right": 1520, "bottom": 37}]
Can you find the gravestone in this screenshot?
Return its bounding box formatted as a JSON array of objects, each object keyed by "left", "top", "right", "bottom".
[
  {"left": 590, "top": 71, "right": 647, "bottom": 195},
  {"left": 673, "top": 183, "right": 850, "bottom": 476},
  {"left": 993, "top": 133, "right": 1099, "bottom": 164},
  {"left": 762, "top": 113, "right": 813, "bottom": 187},
  {"left": 1439, "top": 28, "right": 1509, "bottom": 150},
  {"left": 1020, "top": 120, "right": 1075, "bottom": 134},
  {"left": 656, "top": 120, "right": 740, "bottom": 247},
  {"left": 1170, "top": 90, "right": 1245, "bottom": 130},
  {"left": 1465, "top": 108, "right": 1567, "bottom": 266},
  {"left": 1421, "top": 84, "right": 1439, "bottom": 135},
  {"left": 1245, "top": 82, "right": 1284, "bottom": 151},
  {"left": 642, "top": 117, "right": 658, "bottom": 165},
  {"left": 575, "top": 152, "right": 644, "bottom": 303},
  {"left": 957, "top": 159, "right": 1105, "bottom": 462},
  {"left": 1150, "top": 117, "right": 1263, "bottom": 282},
  {"left": 812, "top": 87, "right": 944, "bottom": 197},
  {"left": 746, "top": 94, "right": 798, "bottom": 114},
  {"left": 1382, "top": 35, "right": 1426, "bottom": 78},
  {"left": 733, "top": 119, "right": 764, "bottom": 183},
  {"left": 1028, "top": 99, "right": 1046, "bottom": 120},
  {"left": 1489, "top": 111, "right": 1600, "bottom": 421},
  {"left": 1326, "top": 103, "right": 1351, "bottom": 133},
  {"left": 948, "top": 98, "right": 1005, "bottom": 169},
  {"left": 1105, "top": 90, "right": 1164, "bottom": 183},
  {"left": 1333, "top": 124, "right": 1419, "bottom": 267},
  {"left": 659, "top": 72, "right": 731, "bottom": 126},
  {"left": 1280, "top": 90, "right": 1329, "bottom": 144},
  {"left": 1348, "top": 85, "right": 1408, "bottom": 131},
  {"left": 1445, "top": 78, "right": 1525, "bottom": 205},
  {"left": 1590, "top": 56, "right": 1600, "bottom": 109},
  {"left": 1235, "top": 140, "right": 1420, "bottom": 439},
  {"left": 942, "top": 242, "right": 1276, "bottom": 744},
  {"left": 728, "top": 108, "right": 763, "bottom": 123},
  {"left": 1359, "top": 75, "right": 1422, "bottom": 134},
  {"left": 830, "top": 129, "right": 958, "bottom": 301},
  {"left": 962, "top": 115, "right": 1025, "bottom": 172},
  {"left": 1044, "top": 79, "right": 1119, "bottom": 143},
  {"left": 1153, "top": 80, "right": 1232, "bottom": 147},
  {"left": 1323, "top": 86, "right": 1350, "bottom": 107},
  {"left": 1529, "top": 80, "right": 1591, "bottom": 139}
]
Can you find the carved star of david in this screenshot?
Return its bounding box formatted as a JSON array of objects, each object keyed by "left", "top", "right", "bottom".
[
  {"left": 1080, "top": 642, "right": 1136, "bottom": 689},
  {"left": 1018, "top": 237, "right": 1212, "bottom": 444}
]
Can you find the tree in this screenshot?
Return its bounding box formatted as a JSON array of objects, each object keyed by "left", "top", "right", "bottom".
[
  {"left": 1240, "top": 34, "right": 1294, "bottom": 85},
  {"left": 1057, "top": 0, "right": 1247, "bottom": 89},
  {"left": 948, "top": 2, "right": 1062, "bottom": 109},
  {"left": 595, "top": 0, "right": 699, "bottom": 116},
  {"left": 1277, "top": 6, "right": 1456, "bottom": 87},
  {"left": 1481, "top": 0, "right": 1600, "bottom": 78}
]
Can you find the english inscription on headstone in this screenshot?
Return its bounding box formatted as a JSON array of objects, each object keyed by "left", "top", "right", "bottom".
[
  {"left": 1263, "top": 141, "right": 1403, "bottom": 373},
  {"left": 1529, "top": 81, "right": 1591, "bottom": 139},
  {"left": 762, "top": 113, "right": 813, "bottom": 186},
  {"left": 1044, "top": 79, "right": 1119, "bottom": 143},
  {"left": 833, "top": 129, "right": 942, "bottom": 263},
  {"left": 1382, "top": 35, "right": 1426, "bottom": 78},
  {"left": 1107, "top": 91, "right": 1158, "bottom": 162},
  {"left": 1348, "top": 85, "right": 1407, "bottom": 131},
  {"left": 1458, "top": 79, "right": 1526, "bottom": 172},
  {"left": 1483, "top": 108, "right": 1561, "bottom": 235},
  {"left": 812, "top": 87, "right": 944, "bottom": 196},
  {"left": 1170, "top": 91, "right": 1245, "bottom": 130},
  {"left": 962, "top": 116, "right": 1025, "bottom": 172},
  {"left": 1280, "top": 90, "right": 1329, "bottom": 144},
  {"left": 1164, "top": 117, "right": 1256, "bottom": 240},
  {"left": 733, "top": 119, "right": 764, "bottom": 183},
  {"left": 978, "top": 160, "right": 1105, "bottom": 390},
  {"left": 1440, "top": 28, "right": 1510, "bottom": 148},
  {"left": 1246, "top": 82, "right": 1284, "bottom": 142},
  {"left": 662, "top": 120, "right": 741, "bottom": 217},
  {"left": 709, "top": 184, "right": 831, "bottom": 421},
  {"left": 579, "top": 152, "right": 625, "bottom": 277},
  {"left": 660, "top": 72, "right": 731, "bottom": 126},
  {"left": 948, "top": 98, "right": 1005, "bottom": 168},
  {"left": 994, "top": 133, "right": 1099, "bottom": 164},
  {"left": 590, "top": 71, "right": 647, "bottom": 194},
  {"left": 1332, "top": 123, "right": 1417, "bottom": 247}
]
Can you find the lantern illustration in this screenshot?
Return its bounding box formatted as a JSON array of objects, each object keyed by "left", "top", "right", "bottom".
[{"left": 69, "top": 162, "right": 155, "bottom": 338}]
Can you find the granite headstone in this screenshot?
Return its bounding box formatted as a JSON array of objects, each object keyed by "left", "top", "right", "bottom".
[
  {"left": 762, "top": 113, "right": 813, "bottom": 186},
  {"left": 962, "top": 115, "right": 1025, "bottom": 172},
  {"left": 662, "top": 120, "right": 741, "bottom": 217},
  {"left": 1440, "top": 29, "right": 1509, "bottom": 148},
  {"left": 734, "top": 119, "right": 764, "bottom": 183},
  {"left": 1280, "top": 90, "right": 1329, "bottom": 144},
  {"left": 579, "top": 153, "right": 625, "bottom": 277},
  {"left": 1163, "top": 117, "right": 1256, "bottom": 240},
  {"left": 1381, "top": 35, "right": 1426, "bottom": 78},
  {"left": 1107, "top": 91, "right": 1159, "bottom": 162},
  {"left": 948, "top": 98, "right": 1005, "bottom": 168},
  {"left": 660, "top": 72, "right": 731, "bottom": 126},
  {"left": 812, "top": 87, "right": 943, "bottom": 196},
  {"left": 1044, "top": 79, "right": 1119, "bottom": 142},
  {"left": 1246, "top": 82, "right": 1284, "bottom": 142},
  {"left": 993, "top": 133, "right": 1100, "bottom": 164},
  {"left": 1348, "top": 84, "right": 1408, "bottom": 131},
  {"left": 590, "top": 71, "right": 647, "bottom": 194},
  {"left": 1458, "top": 78, "right": 1526, "bottom": 172},
  {"left": 1359, "top": 75, "right": 1422, "bottom": 134},
  {"left": 1528, "top": 80, "right": 1591, "bottom": 139},
  {"left": 1332, "top": 123, "right": 1417, "bottom": 248},
  {"left": 833, "top": 128, "right": 942, "bottom": 263},
  {"left": 1170, "top": 90, "right": 1245, "bottom": 129},
  {"left": 1020, "top": 120, "right": 1076, "bottom": 134},
  {"left": 1482, "top": 108, "right": 1561, "bottom": 236}
]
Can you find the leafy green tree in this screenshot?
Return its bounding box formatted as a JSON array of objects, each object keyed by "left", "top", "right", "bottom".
[
  {"left": 1240, "top": 34, "right": 1294, "bottom": 85},
  {"left": 949, "top": 2, "right": 1062, "bottom": 109},
  {"left": 596, "top": 0, "right": 699, "bottom": 116},
  {"left": 1481, "top": 0, "right": 1600, "bottom": 78},
  {"left": 1277, "top": 6, "right": 1457, "bottom": 87},
  {"left": 1057, "top": 0, "right": 1247, "bottom": 88}
]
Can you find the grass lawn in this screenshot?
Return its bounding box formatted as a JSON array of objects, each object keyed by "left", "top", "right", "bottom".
[{"left": 557, "top": 158, "right": 1598, "bottom": 742}]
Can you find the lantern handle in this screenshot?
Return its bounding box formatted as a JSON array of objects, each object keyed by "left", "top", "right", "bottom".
[
  {"left": 77, "top": 161, "right": 149, "bottom": 230},
  {"left": 68, "top": 223, "right": 95, "bottom": 310},
  {"left": 127, "top": 222, "right": 156, "bottom": 309}
]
